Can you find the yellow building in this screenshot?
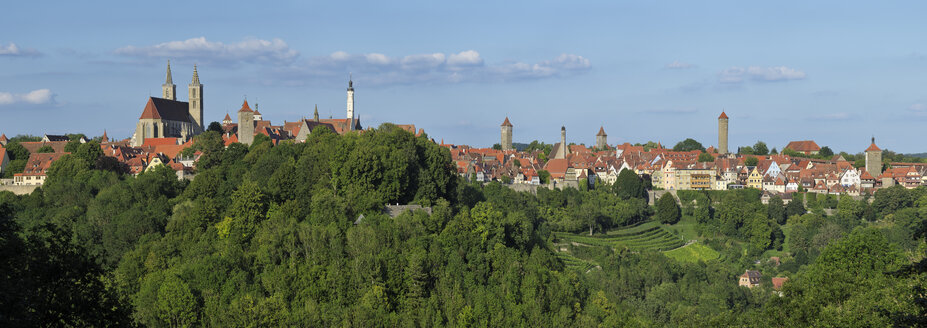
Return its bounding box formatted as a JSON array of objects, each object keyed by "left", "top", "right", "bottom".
[{"left": 747, "top": 167, "right": 763, "bottom": 189}]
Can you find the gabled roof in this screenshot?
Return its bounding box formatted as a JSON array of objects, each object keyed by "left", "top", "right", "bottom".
[
  {"left": 501, "top": 117, "right": 512, "bottom": 127},
  {"left": 16, "top": 152, "right": 69, "bottom": 176},
  {"left": 0, "top": 134, "right": 7, "bottom": 142},
  {"left": 140, "top": 97, "right": 193, "bottom": 122},
  {"left": 224, "top": 113, "right": 232, "bottom": 121}
]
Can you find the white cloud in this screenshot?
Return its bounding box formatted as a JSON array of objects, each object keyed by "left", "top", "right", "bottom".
[
  {"left": 909, "top": 103, "right": 926, "bottom": 111},
  {"left": 665, "top": 60, "right": 693, "bottom": 69},
  {"left": 719, "top": 66, "right": 806, "bottom": 83},
  {"left": 447, "top": 50, "right": 483, "bottom": 67},
  {"left": 0, "top": 89, "right": 55, "bottom": 106},
  {"left": 115, "top": 37, "right": 298, "bottom": 65},
  {"left": 278, "top": 50, "right": 591, "bottom": 86},
  {"left": 0, "top": 42, "right": 41, "bottom": 57}
]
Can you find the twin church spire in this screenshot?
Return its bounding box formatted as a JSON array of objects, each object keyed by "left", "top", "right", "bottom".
[{"left": 160, "top": 60, "right": 204, "bottom": 131}]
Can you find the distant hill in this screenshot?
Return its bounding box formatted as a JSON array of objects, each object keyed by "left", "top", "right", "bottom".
[{"left": 907, "top": 153, "right": 927, "bottom": 158}]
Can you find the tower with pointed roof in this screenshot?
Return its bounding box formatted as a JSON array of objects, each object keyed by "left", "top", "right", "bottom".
[
  {"left": 596, "top": 126, "right": 607, "bottom": 150},
  {"left": 346, "top": 76, "right": 355, "bottom": 131},
  {"left": 188, "top": 65, "right": 204, "bottom": 131},
  {"left": 162, "top": 60, "right": 176, "bottom": 100},
  {"left": 237, "top": 99, "right": 255, "bottom": 145},
  {"left": 223, "top": 113, "right": 232, "bottom": 125},
  {"left": 314, "top": 104, "right": 320, "bottom": 122},
  {"left": 500, "top": 117, "right": 513, "bottom": 150},
  {"left": 865, "top": 137, "right": 882, "bottom": 177},
  {"left": 718, "top": 111, "right": 729, "bottom": 154}
]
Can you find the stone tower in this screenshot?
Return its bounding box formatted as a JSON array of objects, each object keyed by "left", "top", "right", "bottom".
[
  {"left": 237, "top": 99, "right": 254, "bottom": 145},
  {"left": 500, "top": 117, "right": 513, "bottom": 150},
  {"left": 188, "top": 65, "right": 204, "bottom": 131},
  {"left": 162, "top": 60, "right": 176, "bottom": 100},
  {"left": 346, "top": 76, "right": 355, "bottom": 131},
  {"left": 559, "top": 126, "right": 569, "bottom": 159},
  {"left": 718, "top": 111, "right": 729, "bottom": 154},
  {"left": 313, "top": 104, "right": 320, "bottom": 122},
  {"left": 866, "top": 137, "right": 882, "bottom": 177},
  {"left": 596, "top": 126, "right": 607, "bottom": 150}
]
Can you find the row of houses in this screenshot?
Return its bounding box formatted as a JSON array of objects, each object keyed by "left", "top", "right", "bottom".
[{"left": 444, "top": 138, "right": 923, "bottom": 196}]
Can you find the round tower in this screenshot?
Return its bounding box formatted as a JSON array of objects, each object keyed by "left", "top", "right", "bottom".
[{"left": 718, "top": 111, "right": 729, "bottom": 154}]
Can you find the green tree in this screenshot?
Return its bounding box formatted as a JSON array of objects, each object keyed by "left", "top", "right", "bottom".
[
  {"left": 672, "top": 138, "right": 705, "bottom": 152},
  {"left": 75, "top": 140, "right": 103, "bottom": 168},
  {"left": 785, "top": 197, "right": 806, "bottom": 218},
  {"left": 819, "top": 146, "right": 834, "bottom": 157},
  {"left": 614, "top": 169, "right": 645, "bottom": 200},
  {"left": 157, "top": 275, "right": 199, "bottom": 327},
  {"left": 4, "top": 142, "right": 29, "bottom": 160},
  {"left": 697, "top": 152, "right": 714, "bottom": 162},
  {"left": 739, "top": 146, "right": 755, "bottom": 155},
  {"left": 767, "top": 195, "right": 786, "bottom": 224},
  {"left": 36, "top": 145, "right": 54, "bottom": 153},
  {"left": 655, "top": 193, "right": 681, "bottom": 224},
  {"left": 753, "top": 141, "right": 769, "bottom": 156},
  {"left": 207, "top": 121, "right": 223, "bottom": 133},
  {"left": 745, "top": 156, "right": 759, "bottom": 167}
]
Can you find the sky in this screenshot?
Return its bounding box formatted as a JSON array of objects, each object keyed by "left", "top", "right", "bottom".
[{"left": 1, "top": 1, "right": 926, "bottom": 153}]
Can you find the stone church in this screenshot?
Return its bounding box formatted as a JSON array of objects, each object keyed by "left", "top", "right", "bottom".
[{"left": 131, "top": 61, "right": 204, "bottom": 146}]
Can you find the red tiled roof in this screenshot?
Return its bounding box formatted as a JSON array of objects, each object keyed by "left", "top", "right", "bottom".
[
  {"left": 0, "top": 134, "right": 8, "bottom": 142},
  {"left": 238, "top": 99, "right": 252, "bottom": 112},
  {"left": 771, "top": 277, "right": 788, "bottom": 290},
  {"left": 224, "top": 113, "right": 232, "bottom": 121},
  {"left": 866, "top": 142, "right": 881, "bottom": 152},
  {"left": 501, "top": 117, "right": 512, "bottom": 127},
  {"left": 15, "top": 152, "right": 69, "bottom": 176},
  {"left": 785, "top": 140, "right": 821, "bottom": 153},
  {"left": 718, "top": 111, "right": 729, "bottom": 119},
  {"left": 142, "top": 138, "right": 179, "bottom": 146},
  {"left": 597, "top": 126, "right": 607, "bottom": 137},
  {"left": 19, "top": 141, "right": 67, "bottom": 154}
]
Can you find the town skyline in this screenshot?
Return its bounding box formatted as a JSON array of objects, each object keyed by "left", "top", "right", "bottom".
[{"left": 2, "top": 1, "right": 927, "bottom": 152}]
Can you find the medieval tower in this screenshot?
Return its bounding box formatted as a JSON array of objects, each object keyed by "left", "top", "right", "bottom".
[
  {"left": 162, "top": 60, "right": 175, "bottom": 100},
  {"left": 866, "top": 137, "right": 882, "bottom": 177},
  {"left": 346, "top": 76, "right": 355, "bottom": 131},
  {"left": 558, "top": 126, "right": 569, "bottom": 159},
  {"left": 237, "top": 99, "right": 254, "bottom": 145},
  {"left": 596, "top": 126, "right": 607, "bottom": 149},
  {"left": 500, "top": 117, "right": 513, "bottom": 150},
  {"left": 189, "top": 65, "right": 204, "bottom": 131},
  {"left": 718, "top": 111, "right": 729, "bottom": 154}
]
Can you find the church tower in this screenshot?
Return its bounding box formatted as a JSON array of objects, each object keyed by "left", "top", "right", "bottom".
[
  {"left": 500, "top": 117, "right": 513, "bottom": 150},
  {"left": 346, "top": 76, "right": 355, "bottom": 131},
  {"left": 162, "top": 60, "right": 176, "bottom": 100},
  {"left": 314, "top": 104, "right": 320, "bottom": 122},
  {"left": 866, "top": 137, "right": 882, "bottom": 177},
  {"left": 237, "top": 99, "right": 254, "bottom": 145},
  {"left": 188, "top": 65, "right": 204, "bottom": 132},
  {"left": 596, "top": 126, "right": 608, "bottom": 150},
  {"left": 718, "top": 111, "right": 729, "bottom": 154}
]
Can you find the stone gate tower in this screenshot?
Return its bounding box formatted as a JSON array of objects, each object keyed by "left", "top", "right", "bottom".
[
  {"left": 596, "top": 126, "right": 607, "bottom": 149},
  {"left": 500, "top": 117, "right": 513, "bottom": 150},
  {"left": 162, "top": 60, "right": 175, "bottom": 100},
  {"left": 718, "top": 111, "right": 729, "bottom": 154},
  {"left": 237, "top": 99, "right": 254, "bottom": 145},
  {"left": 866, "top": 137, "right": 882, "bottom": 177}
]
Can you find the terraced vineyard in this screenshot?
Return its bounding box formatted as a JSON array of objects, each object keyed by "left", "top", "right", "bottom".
[
  {"left": 555, "top": 252, "right": 597, "bottom": 272},
  {"left": 554, "top": 221, "right": 686, "bottom": 252}
]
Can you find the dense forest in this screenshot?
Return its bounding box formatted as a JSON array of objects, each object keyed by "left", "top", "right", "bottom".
[{"left": 1, "top": 124, "right": 925, "bottom": 327}]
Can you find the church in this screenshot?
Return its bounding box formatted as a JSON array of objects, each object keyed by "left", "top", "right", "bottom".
[{"left": 131, "top": 61, "right": 204, "bottom": 146}]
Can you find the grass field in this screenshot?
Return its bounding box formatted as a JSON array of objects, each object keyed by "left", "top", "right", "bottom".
[{"left": 663, "top": 243, "right": 720, "bottom": 263}]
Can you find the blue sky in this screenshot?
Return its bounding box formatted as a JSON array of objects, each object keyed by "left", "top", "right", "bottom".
[{"left": 1, "top": 1, "right": 926, "bottom": 153}]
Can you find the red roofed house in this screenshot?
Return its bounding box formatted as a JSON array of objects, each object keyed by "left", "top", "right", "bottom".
[
  {"left": 771, "top": 277, "right": 789, "bottom": 291},
  {"left": 0, "top": 133, "right": 8, "bottom": 146},
  {"left": 784, "top": 140, "right": 821, "bottom": 155},
  {"left": 0, "top": 147, "right": 8, "bottom": 175},
  {"left": 131, "top": 62, "right": 204, "bottom": 147},
  {"left": 739, "top": 270, "right": 762, "bottom": 288},
  {"left": 13, "top": 152, "right": 69, "bottom": 186}
]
